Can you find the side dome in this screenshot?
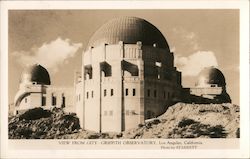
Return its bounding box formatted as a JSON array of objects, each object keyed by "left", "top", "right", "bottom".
[
  {"left": 196, "top": 67, "right": 226, "bottom": 87},
  {"left": 21, "top": 64, "right": 51, "bottom": 85},
  {"left": 87, "top": 17, "right": 170, "bottom": 50}
]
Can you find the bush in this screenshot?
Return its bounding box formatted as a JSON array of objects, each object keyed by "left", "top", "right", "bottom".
[
  {"left": 207, "top": 125, "right": 226, "bottom": 138},
  {"left": 178, "top": 118, "right": 196, "bottom": 128},
  {"left": 17, "top": 128, "right": 33, "bottom": 138},
  {"left": 151, "top": 119, "right": 160, "bottom": 125},
  {"left": 9, "top": 108, "right": 80, "bottom": 139},
  {"left": 19, "top": 108, "right": 51, "bottom": 120}
]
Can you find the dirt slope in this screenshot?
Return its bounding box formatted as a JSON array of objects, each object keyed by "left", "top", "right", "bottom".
[
  {"left": 9, "top": 103, "right": 239, "bottom": 139},
  {"left": 121, "top": 103, "right": 239, "bottom": 139}
]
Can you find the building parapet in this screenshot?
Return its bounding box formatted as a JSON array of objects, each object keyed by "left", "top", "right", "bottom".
[
  {"left": 190, "top": 87, "right": 223, "bottom": 96},
  {"left": 21, "top": 85, "right": 44, "bottom": 93}
]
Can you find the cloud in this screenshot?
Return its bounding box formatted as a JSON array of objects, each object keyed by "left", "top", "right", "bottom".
[
  {"left": 175, "top": 51, "right": 218, "bottom": 76},
  {"left": 172, "top": 27, "right": 200, "bottom": 54},
  {"left": 12, "top": 37, "right": 82, "bottom": 73}
]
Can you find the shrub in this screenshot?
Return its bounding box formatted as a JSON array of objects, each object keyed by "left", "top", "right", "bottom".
[
  {"left": 151, "top": 119, "right": 160, "bottom": 125},
  {"left": 178, "top": 118, "right": 196, "bottom": 128},
  {"left": 19, "top": 108, "right": 51, "bottom": 120}
]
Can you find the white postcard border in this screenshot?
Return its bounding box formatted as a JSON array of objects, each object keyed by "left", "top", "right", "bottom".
[{"left": 1, "top": 0, "right": 249, "bottom": 158}]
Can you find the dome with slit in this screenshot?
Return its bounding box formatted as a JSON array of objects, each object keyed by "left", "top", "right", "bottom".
[
  {"left": 87, "top": 17, "right": 170, "bottom": 50},
  {"left": 196, "top": 67, "right": 226, "bottom": 87},
  {"left": 21, "top": 64, "right": 51, "bottom": 85}
]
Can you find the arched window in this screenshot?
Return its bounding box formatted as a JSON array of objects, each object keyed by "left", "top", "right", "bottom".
[
  {"left": 122, "top": 61, "right": 139, "bottom": 76},
  {"left": 84, "top": 65, "right": 92, "bottom": 80},
  {"left": 100, "top": 62, "right": 112, "bottom": 77}
]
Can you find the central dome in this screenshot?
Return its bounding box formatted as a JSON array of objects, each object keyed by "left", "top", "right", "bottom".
[{"left": 87, "top": 17, "right": 170, "bottom": 49}]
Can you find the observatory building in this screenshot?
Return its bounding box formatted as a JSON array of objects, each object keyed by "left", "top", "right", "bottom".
[
  {"left": 75, "top": 17, "right": 182, "bottom": 132},
  {"left": 13, "top": 17, "right": 231, "bottom": 133},
  {"left": 189, "top": 67, "right": 231, "bottom": 103},
  {"left": 13, "top": 64, "right": 75, "bottom": 115}
]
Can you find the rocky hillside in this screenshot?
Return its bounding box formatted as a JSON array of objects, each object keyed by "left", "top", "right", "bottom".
[
  {"left": 121, "top": 103, "right": 239, "bottom": 139},
  {"left": 9, "top": 103, "right": 239, "bottom": 139},
  {"left": 9, "top": 107, "right": 80, "bottom": 139},
  {"left": 62, "top": 103, "right": 240, "bottom": 139}
]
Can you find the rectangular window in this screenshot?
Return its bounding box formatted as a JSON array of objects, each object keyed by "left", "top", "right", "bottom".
[
  {"left": 109, "top": 110, "right": 113, "bottom": 116},
  {"left": 86, "top": 92, "right": 89, "bottom": 99},
  {"left": 154, "top": 90, "right": 157, "bottom": 98},
  {"left": 111, "top": 89, "right": 114, "bottom": 96},
  {"left": 91, "top": 91, "right": 94, "bottom": 98},
  {"left": 147, "top": 89, "right": 150, "bottom": 97},
  {"left": 52, "top": 95, "right": 56, "bottom": 105},
  {"left": 62, "top": 94, "right": 65, "bottom": 108},
  {"left": 25, "top": 98, "right": 27, "bottom": 103},
  {"left": 42, "top": 96, "right": 46, "bottom": 106},
  {"left": 104, "top": 89, "right": 107, "bottom": 97},
  {"left": 133, "top": 89, "right": 136, "bottom": 96},
  {"left": 52, "top": 96, "right": 56, "bottom": 105},
  {"left": 125, "top": 88, "right": 128, "bottom": 96}
]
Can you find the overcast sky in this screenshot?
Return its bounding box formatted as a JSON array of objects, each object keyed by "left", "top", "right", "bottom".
[{"left": 9, "top": 10, "right": 239, "bottom": 105}]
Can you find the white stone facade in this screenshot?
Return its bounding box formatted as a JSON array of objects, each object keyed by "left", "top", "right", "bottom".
[
  {"left": 14, "top": 82, "right": 75, "bottom": 115},
  {"left": 75, "top": 41, "right": 182, "bottom": 132}
]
